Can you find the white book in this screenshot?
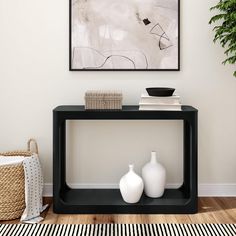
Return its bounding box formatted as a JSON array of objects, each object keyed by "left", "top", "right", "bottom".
[
  {"left": 139, "top": 104, "right": 182, "bottom": 111},
  {"left": 140, "top": 94, "right": 180, "bottom": 105}
]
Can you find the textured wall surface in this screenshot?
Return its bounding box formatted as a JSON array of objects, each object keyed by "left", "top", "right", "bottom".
[{"left": 0, "top": 0, "right": 235, "bottom": 188}]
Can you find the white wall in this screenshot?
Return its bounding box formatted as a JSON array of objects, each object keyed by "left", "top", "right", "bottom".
[{"left": 0, "top": 0, "right": 236, "bottom": 195}]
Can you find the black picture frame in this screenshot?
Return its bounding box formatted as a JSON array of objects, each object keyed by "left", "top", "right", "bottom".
[{"left": 69, "top": 0, "right": 180, "bottom": 71}]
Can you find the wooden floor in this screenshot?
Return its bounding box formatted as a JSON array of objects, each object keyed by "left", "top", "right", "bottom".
[{"left": 2, "top": 197, "right": 236, "bottom": 224}]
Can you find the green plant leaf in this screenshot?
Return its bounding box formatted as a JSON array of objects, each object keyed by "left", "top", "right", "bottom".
[
  {"left": 209, "top": 14, "right": 227, "bottom": 24},
  {"left": 222, "top": 55, "right": 236, "bottom": 65}
]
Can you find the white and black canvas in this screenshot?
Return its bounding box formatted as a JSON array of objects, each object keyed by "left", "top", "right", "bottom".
[{"left": 70, "top": 0, "right": 179, "bottom": 71}]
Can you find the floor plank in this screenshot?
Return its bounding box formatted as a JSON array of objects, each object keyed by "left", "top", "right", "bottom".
[{"left": 1, "top": 197, "right": 235, "bottom": 224}]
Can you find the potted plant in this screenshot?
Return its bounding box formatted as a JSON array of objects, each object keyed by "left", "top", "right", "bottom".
[{"left": 209, "top": 0, "right": 236, "bottom": 77}]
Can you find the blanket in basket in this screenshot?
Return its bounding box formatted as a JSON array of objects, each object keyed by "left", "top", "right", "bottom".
[{"left": 0, "top": 154, "right": 47, "bottom": 223}]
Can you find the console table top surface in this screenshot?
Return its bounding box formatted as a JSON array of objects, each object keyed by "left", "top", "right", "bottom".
[{"left": 54, "top": 105, "right": 197, "bottom": 112}]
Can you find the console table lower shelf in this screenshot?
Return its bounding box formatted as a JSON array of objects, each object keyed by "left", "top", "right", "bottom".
[
  {"left": 54, "top": 188, "right": 194, "bottom": 214},
  {"left": 53, "top": 105, "right": 198, "bottom": 214}
]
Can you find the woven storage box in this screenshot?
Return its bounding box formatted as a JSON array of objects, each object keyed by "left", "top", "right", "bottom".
[
  {"left": 85, "top": 90, "right": 122, "bottom": 110},
  {"left": 0, "top": 139, "right": 38, "bottom": 221}
]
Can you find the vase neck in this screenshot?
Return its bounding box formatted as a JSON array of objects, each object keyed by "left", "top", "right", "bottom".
[
  {"left": 151, "top": 151, "right": 157, "bottom": 164},
  {"left": 129, "top": 164, "right": 134, "bottom": 172}
]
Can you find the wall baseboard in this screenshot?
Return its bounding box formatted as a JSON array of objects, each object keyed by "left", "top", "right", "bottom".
[
  {"left": 198, "top": 183, "right": 236, "bottom": 197},
  {"left": 43, "top": 183, "right": 236, "bottom": 197}
]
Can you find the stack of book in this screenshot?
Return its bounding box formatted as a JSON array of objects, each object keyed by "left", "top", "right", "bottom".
[{"left": 139, "top": 94, "right": 181, "bottom": 111}]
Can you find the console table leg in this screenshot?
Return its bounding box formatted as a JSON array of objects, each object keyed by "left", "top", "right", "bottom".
[
  {"left": 181, "top": 116, "right": 198, "bottom": 212},
  {"left": 182, "top": 120, "right": 190, "bottom": 194},
  {"left": 190, "top": 114, "right": 198, "bottom": 210},
  {"left": 53, "top": 115, "right": 68, "bottom": 211}
]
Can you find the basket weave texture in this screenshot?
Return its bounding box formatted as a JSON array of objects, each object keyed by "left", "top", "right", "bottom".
[
  {"left": 0, "top": 139, "right": 38, "bottom": 221},
  {"left": 85, "top": 90, "right": 122, "bottom": 110}
]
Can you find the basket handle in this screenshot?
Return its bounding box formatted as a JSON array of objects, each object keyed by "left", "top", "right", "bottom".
[{"left": 27, "top": 139, "right": 39, "bottom": 154}]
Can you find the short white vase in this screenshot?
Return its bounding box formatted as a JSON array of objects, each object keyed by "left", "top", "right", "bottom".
[
  {"left": 142, "top": 151, "right": 166, "bottom": 198},
  {"left": 119, "top": 164, "right": 144, "bottom": 204}
]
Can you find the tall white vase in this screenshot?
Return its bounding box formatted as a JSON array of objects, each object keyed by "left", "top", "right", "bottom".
[
  {"left": 119, "top": 164, "right": 144, "bottom": 204},
  {"left": 142, "top": 151, "right": 166, "bottom": 198}
]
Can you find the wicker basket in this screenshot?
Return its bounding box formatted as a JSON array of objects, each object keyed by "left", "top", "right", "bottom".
[
  {"left": 85, "top": 90, "right": 123, "bottom": 110},
  {"left": 0, "top": 139, "right": 38, "bottom": 221}
]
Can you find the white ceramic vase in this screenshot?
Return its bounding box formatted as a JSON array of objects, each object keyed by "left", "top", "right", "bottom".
[
  {"left": 142, "top": 151, "right": 166, "bottom": 198},
  {"left": 119, "top": 164, "right": 144, "bottom": 204}
]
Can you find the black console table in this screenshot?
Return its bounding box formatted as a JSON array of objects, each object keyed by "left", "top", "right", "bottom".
[{"left": 53, "top": 105, "right": 198, "bottom": 214}]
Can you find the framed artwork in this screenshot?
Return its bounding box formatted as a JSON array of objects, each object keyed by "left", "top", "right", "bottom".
[{"left": 69, "top": 0, "right": 180, "bottom": 71}]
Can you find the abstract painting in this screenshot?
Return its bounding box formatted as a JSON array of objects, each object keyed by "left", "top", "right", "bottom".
[{"left": 70, "top": 0, "right": 180, "bottom": 71}]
